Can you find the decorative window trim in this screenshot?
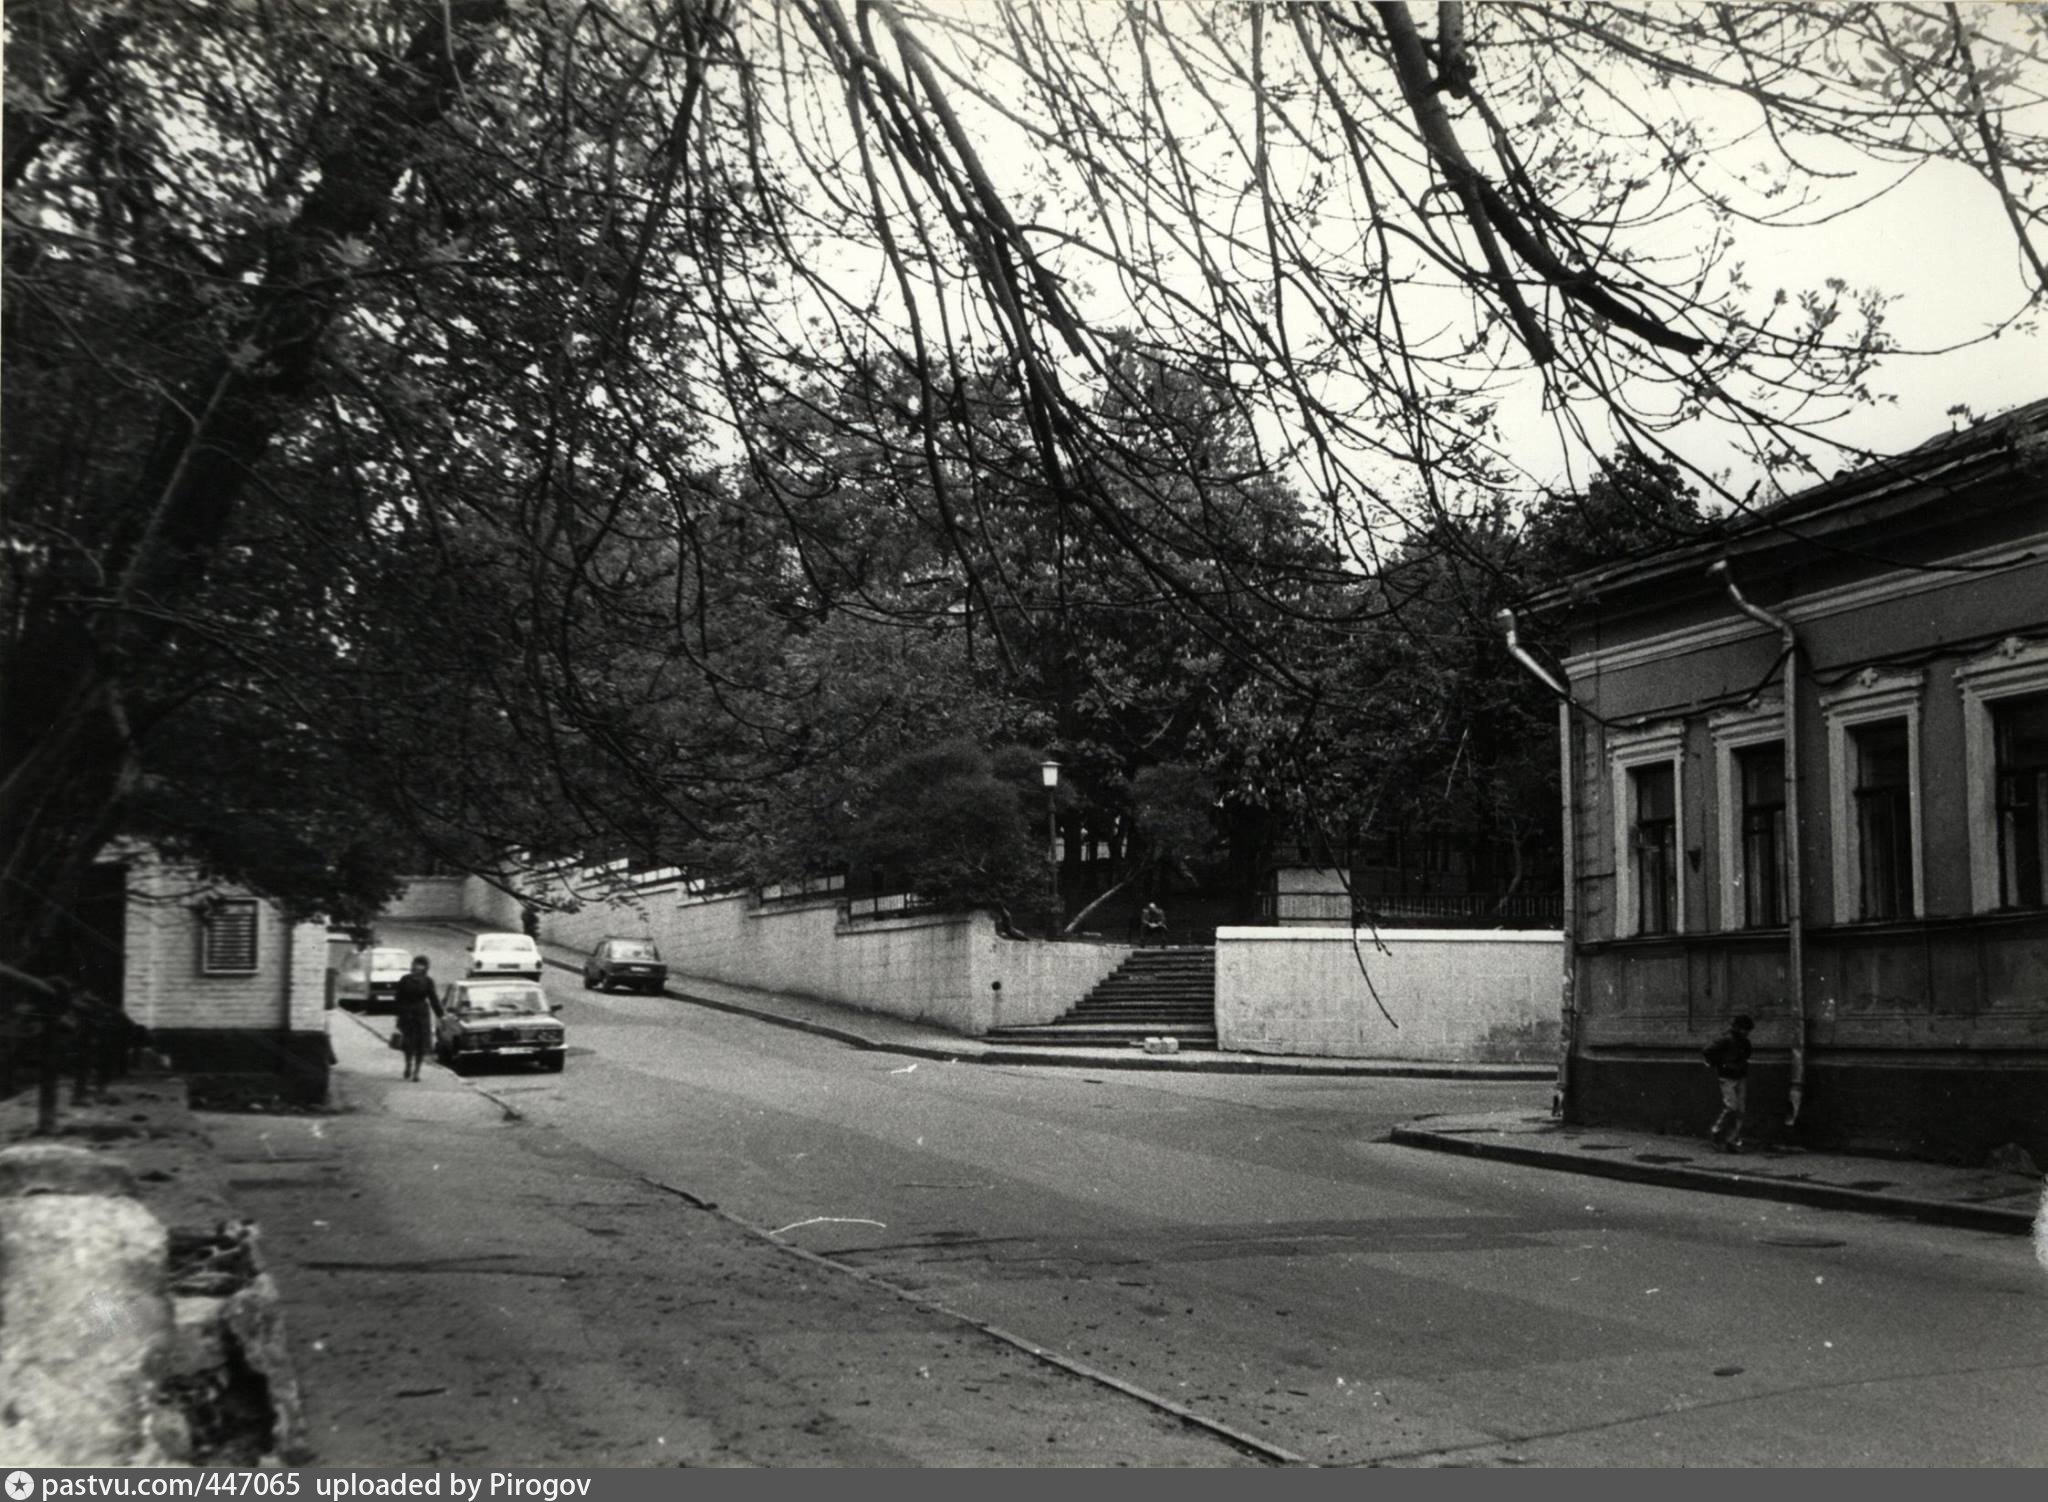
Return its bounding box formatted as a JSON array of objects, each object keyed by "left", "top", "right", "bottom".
[
  {"left": 1609, "top": 724, "right": 1686, "bottom": 937},
  {"left": 1820, "top": 667, "right": 1924, "bottom": 924},
  {"left": 1709, "top": 700, "right": 1785, "bottom": 932},
  {"left": 198, "top": 898, "right": 261, "bottom": 976},
  {"left": 1955, "top": 636, "right": 2048, "bottom": 913}
]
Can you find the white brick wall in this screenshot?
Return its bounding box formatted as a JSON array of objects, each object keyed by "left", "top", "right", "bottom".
[
  {"left": 120, "top": 859, "right": 328, "bottom": 1033},
  {"left": 1215, "top": 926, "right": 1563, "bottom": 1062}
]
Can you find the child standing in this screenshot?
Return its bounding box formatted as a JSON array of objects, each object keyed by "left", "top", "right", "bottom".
[{"left": 1703, "top": 1014, "right": 1755, "bottom": 1152}]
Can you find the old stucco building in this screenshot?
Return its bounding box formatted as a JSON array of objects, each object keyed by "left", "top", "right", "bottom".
[{"left": 1529, "top": 400, "right": 2048, "bottom": 1163}]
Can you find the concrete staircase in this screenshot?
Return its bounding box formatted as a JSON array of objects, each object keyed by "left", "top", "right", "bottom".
[{"left": 986, "top": 946, "right": 1217, "bottom": 1049}]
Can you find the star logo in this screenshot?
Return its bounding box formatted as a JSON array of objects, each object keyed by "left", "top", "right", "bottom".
[{"left": 7, "top": 1470, "right": 37, "bottom": 1501}]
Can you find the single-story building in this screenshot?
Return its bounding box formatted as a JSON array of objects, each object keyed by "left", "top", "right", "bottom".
[
  {"left": 40, "top": 853, "right": 334, "bottom": 1102},
  {"left": 1527, "top": 398, "right": 2048, "bottom": 1163}
]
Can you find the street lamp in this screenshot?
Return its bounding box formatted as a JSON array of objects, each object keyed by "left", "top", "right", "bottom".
[{"left": 1040, "top": 759, "right": 1061, "bottom": 929}]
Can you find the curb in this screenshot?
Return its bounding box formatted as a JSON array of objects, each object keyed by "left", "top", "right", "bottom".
[
  {"left": 528, "top": 951, "right": 1552, "bottom": 1081},
  {"left": 1389, "top": 1125, "right": 2036, "bottom": 1235}
]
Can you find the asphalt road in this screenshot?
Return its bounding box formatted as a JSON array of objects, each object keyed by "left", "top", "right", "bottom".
[{"left": 314, "top": 925, "right": 2048, "bottom": 1465}]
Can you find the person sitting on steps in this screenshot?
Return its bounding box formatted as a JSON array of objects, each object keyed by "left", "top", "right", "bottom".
[{"left": 1139, "top": 899, "right": 1168, "bottom": 947}]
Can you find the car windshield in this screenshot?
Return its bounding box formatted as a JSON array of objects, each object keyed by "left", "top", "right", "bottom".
[
  {"left": 370, "top": 949, "right": 411, "bottom": 970},
  {"left": 459, "top": 985, "right": 546, "bottom": 1015},
  {"left": 475, "top": 935, "right": 533, "bottom": 952},
  {"left": 612, "top": 941, "right": 660, "bottom": 960}
]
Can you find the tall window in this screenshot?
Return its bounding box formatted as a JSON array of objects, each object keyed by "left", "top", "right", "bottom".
[
  {"left": 1852, "top": 720, "right": 1914, "bottom": 920},
  {"left": 1631, "top": 763, "right": 1678, "bottom": 935},
  {"left": 1993, "top": 693, "right": 2048, "bottom": 909},
  {"left": 1737, "top": 742, "right": 1787, "bottom": 927}
]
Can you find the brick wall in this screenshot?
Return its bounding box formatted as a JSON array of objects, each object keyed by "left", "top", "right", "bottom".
[{"left": 120, "top": 862, "right": 326, "bottom": 1034}]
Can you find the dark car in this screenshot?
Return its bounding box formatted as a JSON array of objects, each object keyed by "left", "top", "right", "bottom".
[
  {"left": 582, "top": 937, "right": 668, "bottom": 994},
  {"left": 434, "top": 979, "right": 565, "bottom": 1074}
]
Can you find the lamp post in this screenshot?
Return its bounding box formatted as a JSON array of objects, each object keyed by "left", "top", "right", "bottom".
[{"left": 1040, "top": 758, "right": 1062, "bottom": 931}]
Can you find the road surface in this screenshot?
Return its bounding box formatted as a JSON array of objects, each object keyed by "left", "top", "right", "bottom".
[{"left": 226, "top": 924, "right": 2048, "bottom": 1465}]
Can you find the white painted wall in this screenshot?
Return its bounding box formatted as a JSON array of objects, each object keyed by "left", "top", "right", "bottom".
[
  {"left": 450, "top": 868, "right": 1129, "bottom": 1037},
  {"left": 121, "top": 860, "right": 328, "bottom": 1034},
  {"left": 1215, "top": 926, "right": 1562, "bottom": 1061},
  {"left": 380, "top": 875, "right": 469, "bottom": 921}
]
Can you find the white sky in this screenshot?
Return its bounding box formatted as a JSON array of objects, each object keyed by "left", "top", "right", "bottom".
[{"left": 726, "top": 1, "right": 2048, "bottom": 546}]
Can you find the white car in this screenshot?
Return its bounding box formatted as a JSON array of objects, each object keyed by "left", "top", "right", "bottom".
[
  {"left": 334, "top": 946, "right": 413, "bottom": 1013},
  {"left": 465, "top": 931, "right": 543, "bottom": 979}
]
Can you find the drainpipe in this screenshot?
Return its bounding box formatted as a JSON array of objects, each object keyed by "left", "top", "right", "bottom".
[
  {"left": 1496, "top": 609, "right": 1578, "bottom": 1119},
  {"left": 1708, "top": 561, "right": 1806, "bottom": 1128}
]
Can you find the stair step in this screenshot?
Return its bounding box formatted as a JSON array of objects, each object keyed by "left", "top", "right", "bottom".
[
  {"left": 987, "top": 1020, "right": 1212, "bottom": 1040},
  {"left": 1007, "top": 944, "right": 1221, "bottom": 1040}
]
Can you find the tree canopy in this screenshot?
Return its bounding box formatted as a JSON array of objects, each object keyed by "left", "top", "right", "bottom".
[{"left": 5, "top": 1, "right": 2042, "bottom": 965}]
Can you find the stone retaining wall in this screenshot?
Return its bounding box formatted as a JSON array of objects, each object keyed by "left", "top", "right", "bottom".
[
  {"left": 454, "top": 870, "right": 1128, "bottom": 1037},
  {"left": 1216, "top": 926, "right": 1563, "bottom": 1061}
]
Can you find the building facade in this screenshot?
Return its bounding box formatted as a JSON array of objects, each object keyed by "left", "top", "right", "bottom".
[
  {"left": 1531, "top": 402, "right": 2048, "bottom": 1163},
  {"left": 113, "top": 855, "right": 332, "bottom": 1102}
]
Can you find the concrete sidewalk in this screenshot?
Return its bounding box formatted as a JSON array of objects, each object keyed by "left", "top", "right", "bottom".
[
  {"left": 1393, "top": 1110, "right": 2047, "bottom": 1236},
  {"left": 421, "top": 920, "right": 1552, "bottom": 1081}
]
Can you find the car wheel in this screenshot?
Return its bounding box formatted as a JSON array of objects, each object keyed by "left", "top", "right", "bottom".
[
  {"left": 581, "top": 969, "right": 594, "bottom": 990},
  {"left": 543, "top": 1054, "right": 565, "bottom": 1073}
]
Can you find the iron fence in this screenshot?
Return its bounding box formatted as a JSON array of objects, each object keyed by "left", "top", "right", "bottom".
[{"left": 1259, "top": 889, "right": 1562, "bottom": 927}]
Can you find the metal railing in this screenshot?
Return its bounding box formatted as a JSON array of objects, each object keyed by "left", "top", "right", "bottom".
[
  {"left": 1260, "top": 890, "right": 1563, "bottom": 927},
  {"left": 841, "top": 890, "right": 949, "bottom": 922},
  {"left": 0, "top": 961, "right": 139, "bottom": 1133},
  {"left": 759, "top": 872, "right": 847, "bottom": 904}
]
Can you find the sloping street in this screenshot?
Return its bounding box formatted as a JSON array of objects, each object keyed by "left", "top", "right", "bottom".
[{"left": 217, "top": 924, "right": 2048, "bottom": 1466}]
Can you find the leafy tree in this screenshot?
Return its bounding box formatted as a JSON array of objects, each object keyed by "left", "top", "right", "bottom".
[
  {"left": 1229, "top": 451, "right": 1713, "bottom": 911},
  {"left": 6, "top": 0, "right": 2040, "bottom": 979},
  {"left": 838, "top": 739, "right": 1042, "bottom": 923}
]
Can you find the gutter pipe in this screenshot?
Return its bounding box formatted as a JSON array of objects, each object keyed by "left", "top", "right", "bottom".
[
  {"left": 1495, "top": 609, "right": 1578, "bottom": 1119},
  {"left": 1707, "top": 561, "right": 1806, "bottom": 1128}
]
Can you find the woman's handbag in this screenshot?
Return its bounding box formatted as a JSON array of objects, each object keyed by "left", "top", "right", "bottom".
[{"left": 388, "top": 1029, "right": 404, "bottom": 1051}]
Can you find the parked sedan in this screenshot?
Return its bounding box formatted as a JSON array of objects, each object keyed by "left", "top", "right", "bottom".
[
  {"left": 334, "top": 946, "right": 413, "bottom": 1013},
  {"left": 582, "top": 937, "right": 668, "bottom": 994},
  {"left": 434, "top": 980, "right": 565, "bottom": 1073},
  {"left": 466, "top": 931, "right": 543, "bottom": 979}
]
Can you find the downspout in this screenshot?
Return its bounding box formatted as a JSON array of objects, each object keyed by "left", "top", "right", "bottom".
[
  {"left": 1496, "top": 610, "right": 1578, "bottom": 1119},
  {"left": 1708, "top": 561, "right": 1806, "bottom": 1128}
]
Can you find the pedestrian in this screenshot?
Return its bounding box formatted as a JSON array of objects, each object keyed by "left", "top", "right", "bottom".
[
  {"left": 521, "top": 903, "right": 540, "bottom": 940},
  {"left": 1703, "top": 1013, "right": 1755, "bottom": 1152},
  {"left": 1139, "top": 899, "right": 1168, "bottom": 946},
  {"left": 392, "top": 955, "right": 441, "bottom": 1082}
]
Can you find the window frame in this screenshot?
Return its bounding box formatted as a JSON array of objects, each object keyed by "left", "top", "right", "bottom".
[
  {"left": 1609, "top": 725, "right": 1687, "bottom": 938},
  {"left": 1710, "top": 702, "right": 1786, "bottom": 932},
  {"left": 1821, "top": 669, "right": 1924, "bottom": 925},
  {"left": 198, "top": 897, "right": 262, "bottom": 976},
  {"left": 1955, "top": 637, "right": 2048, "bottom": 913}
]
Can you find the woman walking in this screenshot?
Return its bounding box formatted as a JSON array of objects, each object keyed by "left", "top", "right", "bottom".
[{"left": 393, "top": 955, "right": 441, "bottom": 1081}]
